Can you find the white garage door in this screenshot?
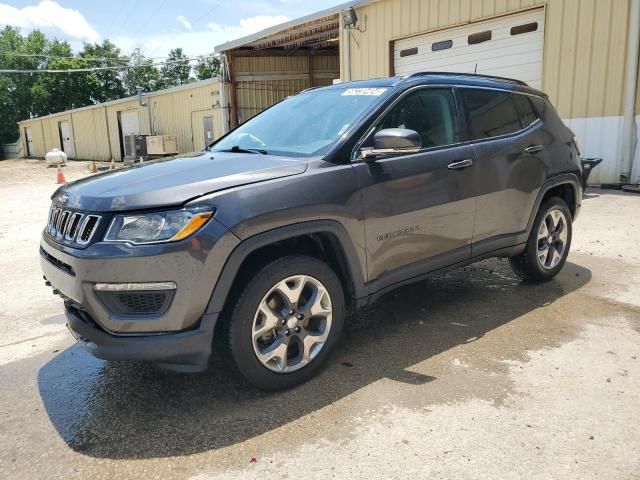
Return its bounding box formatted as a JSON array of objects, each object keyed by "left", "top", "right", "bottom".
[{"left": 394, "top": 9, "right": 545, "bottom": 89}]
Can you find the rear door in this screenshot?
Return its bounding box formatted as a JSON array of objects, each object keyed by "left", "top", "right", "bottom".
[
  {"left": 458, "top": 88, "right": 546, "bottom": 255},
  {"left": 353, "top": 87, "right": 477, "bottom": 288}
]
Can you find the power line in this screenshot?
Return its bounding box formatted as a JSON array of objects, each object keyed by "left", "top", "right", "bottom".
[
  {"left": 0, "top": 52, "right": 131, "bottom": 63},
  {"left": 0, "top": 54, "right": 218, "bottom": 74}
]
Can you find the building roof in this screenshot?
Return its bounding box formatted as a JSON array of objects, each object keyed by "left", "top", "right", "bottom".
[
  {"left": 214, "top": 0, "right": 378, "bottom": 52},
  {"left": 18, "top": 78, "right": 220, "bottom": 124}
]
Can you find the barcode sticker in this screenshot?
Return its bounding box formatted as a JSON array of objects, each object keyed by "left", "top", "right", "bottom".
[{"left": 341, "top": 88, "right": 387, "bottom": 96}]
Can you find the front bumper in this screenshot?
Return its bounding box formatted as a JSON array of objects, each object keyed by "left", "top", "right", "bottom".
[
  {"left": 65, "top": 302, "right": 218, "bottom": 371},
  {"left": 39, "top": 216, "right": 240, "bottom": 368}
]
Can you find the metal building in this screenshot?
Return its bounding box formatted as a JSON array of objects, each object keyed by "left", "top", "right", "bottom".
[
  {"left": 18, "top": 78, "right": 223, "bottom": 162},
  {"left": 215, "top": 0, "right": 640, "bottom": 185}
]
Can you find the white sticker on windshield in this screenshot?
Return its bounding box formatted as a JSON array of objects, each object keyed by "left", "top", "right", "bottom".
[{"left": 341, "top": 87, "right": 387, "bottom": 96}]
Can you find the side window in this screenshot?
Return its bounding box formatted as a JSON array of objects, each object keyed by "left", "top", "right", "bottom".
[
  {"left": 459, "top": 89, "right": 522, "bottom": 140},
  {"left": 513, "top": 93, "right": 538, "bottom": 128},
  {"left": 377, "top": 88, "right": 460, "bottom": 149}
]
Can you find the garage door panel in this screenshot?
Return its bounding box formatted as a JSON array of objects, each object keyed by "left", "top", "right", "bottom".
[
  {"left": 397, "top": 43, "right": 543, "bottom": 71},
  {"left": 394, "top": 9, "right": 545, "bottom": 87}
]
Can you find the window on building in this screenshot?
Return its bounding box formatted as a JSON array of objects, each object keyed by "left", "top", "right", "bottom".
[
  {"left": 513, "top": 93, "right": 538, "bottom": 128},
  {"left": 511, "top": 22, "right": 538, "bottom": 36},
  {"left": 400, "top": 47, "right": 418, "bottom": 57},
  {"left": 432, "top": 40, "right": 453, "bottom": 52},
  {"left": 460, "top": 89, "right": 522, "bottom": 139},
  {"left": 468, "top": 30, "right": 492, "bottom": 45},
  {"left": 377, "top": 88, "right": 460, "bottom": 149}
]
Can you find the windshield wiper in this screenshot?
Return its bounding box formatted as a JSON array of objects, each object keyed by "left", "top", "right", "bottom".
[{"left": 221, "top": 145, "right": 268, "bottom": 155}]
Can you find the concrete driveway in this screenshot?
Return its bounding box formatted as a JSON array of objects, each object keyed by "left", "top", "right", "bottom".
[{"left": 0, "top": 160, "right": 638, "bottom": 479}]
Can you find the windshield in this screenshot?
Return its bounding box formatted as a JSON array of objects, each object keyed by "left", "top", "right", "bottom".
[{"left": 211, "top": 87, "right": 388, "bottom": 157}]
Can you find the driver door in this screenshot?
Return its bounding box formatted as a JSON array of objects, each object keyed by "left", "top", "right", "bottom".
[{"left": 352, "top": 87, "right": 477, "bottom": 289}]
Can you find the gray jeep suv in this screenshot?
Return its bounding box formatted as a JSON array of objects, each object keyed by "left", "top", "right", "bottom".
[{"left": 40, "top": 73, "right": 582, "bottom": 390}]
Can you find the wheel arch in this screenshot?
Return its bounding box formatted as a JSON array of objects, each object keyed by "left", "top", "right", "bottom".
[
  {"left": 205, "top": 220, "right": 367, "bottom": 317},
  {"left": 526, "top": 174, "right": 581, "bottom": 234}
]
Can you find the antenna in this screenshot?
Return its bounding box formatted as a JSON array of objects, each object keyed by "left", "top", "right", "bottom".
[{"left": 474, "top": 64, "right": 478, "bottom": 74}]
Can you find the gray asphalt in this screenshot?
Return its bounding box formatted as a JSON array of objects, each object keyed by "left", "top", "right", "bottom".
[{"left": 0, "top": 160, "right": 639, "bottom": 479}]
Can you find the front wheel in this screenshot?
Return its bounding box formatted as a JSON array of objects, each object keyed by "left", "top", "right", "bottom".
[
  {"left": 225, "top": 255, "right": 345, "bottom": 390},
  {"left": 509, "top": 197, "right": 572, "bottom": 282}
]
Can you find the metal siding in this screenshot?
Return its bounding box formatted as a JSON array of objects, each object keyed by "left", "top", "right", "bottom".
[
  {"left": 72, "top": 108, "right": 111, "bottom": 160},
  {"left": 233, "top": 54, "right": 338, "bottom": 122},
  {"left": 349, "top": 0, "right": 632, "bottom": 118},
  {"left": 150, "top": 82, "right": 220, "bottom": 154}
]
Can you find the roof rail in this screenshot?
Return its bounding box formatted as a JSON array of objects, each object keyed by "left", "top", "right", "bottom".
[{"left": 403, "top": 71, "right": 528, "bottom": 87}]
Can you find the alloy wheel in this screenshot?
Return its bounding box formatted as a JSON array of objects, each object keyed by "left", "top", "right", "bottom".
[
  {"left": 537, "top": 209, "right": 568, "bottom": 270},
  {"left": 251, "top": 275, "right": 333, "bottom": 373}
]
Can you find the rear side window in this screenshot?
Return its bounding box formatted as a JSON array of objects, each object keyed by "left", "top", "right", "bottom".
[
  {"left": 459, "top": 89, "right": 522, "bottom": 140},
  {"left": 513, "top": 93, "right": 538, "bottom": 127},
  {"left": 377, "top": 88, "right": 460, "bottom": 148}
]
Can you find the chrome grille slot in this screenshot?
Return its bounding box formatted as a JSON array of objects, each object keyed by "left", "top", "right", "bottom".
[
  {"left": 77, "top": 215, "right": 100, "bottom": 245},
  {"left": 46, "top": 206, "right": 100, "bottom": 246},
  {"left": 65, "top": 212, "right": 84, "bottom": 241}
]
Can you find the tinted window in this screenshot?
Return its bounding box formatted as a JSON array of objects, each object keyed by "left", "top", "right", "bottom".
[
  {"left": 513, "top": 93, "right": 538, "bottom": 127},
  {"left": 460, "top": 89, "right": 522, "bottom": 140},
  {"left": 377, "top": 88, "right": 460, "bottom": 148}
]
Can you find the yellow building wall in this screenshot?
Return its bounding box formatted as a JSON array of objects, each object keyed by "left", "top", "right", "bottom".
[
  {"left": 149, "top": 81, "right": 222, "bottom": 153},
  {"left": 18, "top": 80, "right": 221, "bottom": 161},
  {"left": 345, "top": 0, "right": 632, "bottom": 119}
]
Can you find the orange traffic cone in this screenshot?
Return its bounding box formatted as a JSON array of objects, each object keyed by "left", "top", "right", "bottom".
[
  {"left": 56, "top": 164, "right": 66, "bottom": 184},
  {"left": 91, "top": 161, "right": 97, "bottom": 173},
  {"left": 110, "top": 158, "right": 116, "bottom": 170}
]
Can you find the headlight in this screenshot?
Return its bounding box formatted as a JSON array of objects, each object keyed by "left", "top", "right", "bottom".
[{"left": 104, "top": 207, "right": 214, "bottom": 244}]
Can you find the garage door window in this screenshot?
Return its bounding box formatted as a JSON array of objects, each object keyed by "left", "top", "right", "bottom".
[
  {"left": 460, "top": 89, "right": 522, "bottom": 140},
  {"left": 377, "top": 88, "right": 460, "bottom": 149}
]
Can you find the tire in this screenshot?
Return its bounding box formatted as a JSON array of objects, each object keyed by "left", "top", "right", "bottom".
[
  {"left": 509, "top": 196, "right": 572, "bottom": 282},
  {"left": 224, "top": 255, "right": 345, "bottom": 391}
]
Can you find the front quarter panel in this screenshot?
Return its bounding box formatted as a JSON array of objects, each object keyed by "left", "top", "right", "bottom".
[{"left": 190, "top": 159, "right": 367, "bottom": 287}]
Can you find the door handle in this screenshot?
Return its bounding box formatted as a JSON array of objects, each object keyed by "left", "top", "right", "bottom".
[
  {"left": 447, "top": 159, "right": 474, "bottom": 170},
  {"left": 524, "top": 144, "right": 544, "bottom": 154}
]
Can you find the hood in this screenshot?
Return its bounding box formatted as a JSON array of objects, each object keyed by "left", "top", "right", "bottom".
[{"left": 52, "top": 151, "right": 308, "bottom": 212}]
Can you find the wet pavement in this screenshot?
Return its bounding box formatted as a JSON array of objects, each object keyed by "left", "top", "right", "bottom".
[{"left": 0, "top": 160, "right": 639, "bottom": 479}]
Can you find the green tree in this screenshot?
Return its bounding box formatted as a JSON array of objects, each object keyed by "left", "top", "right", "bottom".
[
  {"left": 193, "top": 55, "right": 220, "bottom": 80},
  {"left": 0, "top": 27, "right": 48, "bottom": 142},
  {"left": 80, "top": 40, "right": 126, "bottom": 102},
  {"left": 123, "top": 48, "right": 161, "bottom": 95},
  {"left": 160, "top": 48, "right": 191, "bottom": 87}
]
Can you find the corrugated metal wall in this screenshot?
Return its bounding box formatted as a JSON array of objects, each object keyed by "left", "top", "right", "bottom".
[
  {"left": 233, "top": 54, "right": 339, "bottom": 123},
  {"left": 18, "top": 80, "right": 221, "bottom": 161},
  {"left": 345, "top": 0, "right": 632, "bottom": 119}
]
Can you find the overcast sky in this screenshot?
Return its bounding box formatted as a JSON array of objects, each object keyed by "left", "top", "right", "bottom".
[{"left": 0, "top": 0, "right": 346, "bottom": 58}]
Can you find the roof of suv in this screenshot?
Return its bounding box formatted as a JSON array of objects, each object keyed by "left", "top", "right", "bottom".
[{"left": 317, "top": 72, "right": 548, "bottom": 98}]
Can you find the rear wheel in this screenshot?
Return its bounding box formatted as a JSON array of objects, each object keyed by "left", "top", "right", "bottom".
[
  {"left": 509, "top": 197, "right": 572, "bottom": 282},
  {"left": 225, "top": 255, "right": 344, "bottom": 390}
]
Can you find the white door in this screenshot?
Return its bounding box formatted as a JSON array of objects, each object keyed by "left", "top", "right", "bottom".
[
  {"left": 59, "top": 121, "right": 76, "bottom": 158},
  {"left": 394, "top": 9, "right": 545, "bottom": 88},
  {"left": 120, "top": 110, "right": 140, "bottom": 137}
]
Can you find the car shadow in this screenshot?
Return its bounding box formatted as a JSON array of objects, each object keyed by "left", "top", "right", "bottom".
[{"left": 37, "top": 258, "right": 591, "bottom": 459}]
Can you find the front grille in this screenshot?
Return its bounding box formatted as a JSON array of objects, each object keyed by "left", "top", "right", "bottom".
[
  {"left": 95, "top": 290, "right": 174, "bottom": 316},
  {"left": 46, "top": 205, "right": 101, "bottom": 246}
]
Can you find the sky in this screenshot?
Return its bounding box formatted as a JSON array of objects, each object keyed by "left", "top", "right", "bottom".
[{"left": 0, "top": 0, "right": 347, "bottom": 58}]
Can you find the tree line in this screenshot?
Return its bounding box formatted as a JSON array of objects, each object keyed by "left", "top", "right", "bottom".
[{"left": 0, "top": 26, "right": 220, "bottom": 144}]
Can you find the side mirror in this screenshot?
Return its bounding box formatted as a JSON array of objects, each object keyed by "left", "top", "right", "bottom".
[{"left": 361, "top": 128, "right": 422, "bottom": 160}]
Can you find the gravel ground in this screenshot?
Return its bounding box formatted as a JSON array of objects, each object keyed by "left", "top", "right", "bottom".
[{"left": 0, "top": 159, "right": 638, "bottom": 479}]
